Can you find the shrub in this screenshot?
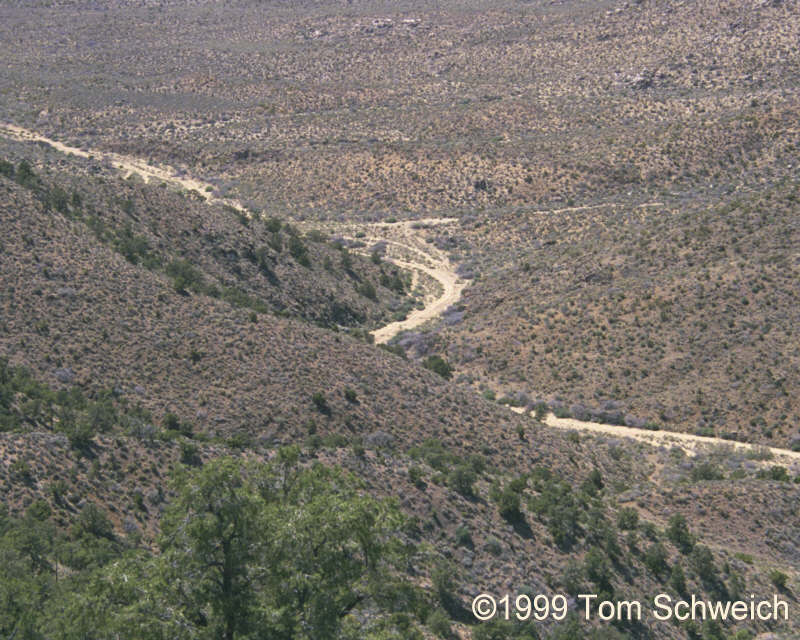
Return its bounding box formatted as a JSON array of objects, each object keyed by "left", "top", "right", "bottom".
[
  {"left": 264, "top": 216, "right": 282, "bottom": 233},
  {"left": 311, "top": 392, "right": 330, "bottom": 415},
  {"left": 16, "top": 160, "right": 37, "bottom": 187},
  {"left": 0, "top": 157, "right": 15, "bottom": 178},
  {"left": 180, "top": 442, "right": 201, "bottom": 467},
  {"left": 468, "top": 454, "right": 487, "bottom": 474},
  {"left": 288, "top": 235, "right": 310, "bottom": 267},
  {"left": 357, "top": 281, "right": 377, "bottom": 300},
  {"left": 408, "top": 465, "right": 425, "bottom": 489},
  {"left": 75, "top": 503, "right": 114, "bottom": 540},
  {"left": 666, "top": 514, "right": 694, "bottom": 553},
  {"left": 769, "top": 569, "right": 788, "bottom": 590},
  {"left": 617, "top": 507, "right": 639, "bottom": 530},
  {"left": 431, "top": 561, "right": 458, "bottom": 613},
  {"left": 690, "top": 545, "right": 718, "bottom": 585},
  {"left": 455, "top": 524, "right": 472, "bottom": 547},
  {"left": 408, "top": 438, "right": 456, "bottom": 472},
  {"left": 485, "top": 537, "right": 502, "bottom": 556},
  {"left": 690, "top": 460, "right": 724, "bottom": 481},
  {"left": 529, "top": 474, "right": 581, "bottom": 550},
  {"left": 670, "top": 563, "right": 688, "bottom": 596},
  {"left": 427, "top": 609, "right": 452, "bottom": 638},
  {"left": 49, "top": 479, "right": 69, "bottom": 506},
  {"left": 643, "top": 542, "right": 669, "bottom": 577},
  {"left": 422, "top": 355, "right": 453, "bottom": 379},
  {"left": 10, "top": 458, "right": 33, "bottom": 483},
  {"left": 756, "top": 466, "right": 790, "bottom": 482},
  {"left": 491, "top": 483, "right": 523, "bottom": 522},
  {"left": 166, "top": 259, "right": 205, "bottom": 294},
  {"left": 447, "top": 465, "right": 477, "bottom": 498},
  {"left": 584, "top": 547, "right": 613, "bottom": 594},
  {"left": 27, "top": 499, "right": 52, "bottom": 521},
  {"left": 162, "top": 412, "right": 183, "bottom": 434}
]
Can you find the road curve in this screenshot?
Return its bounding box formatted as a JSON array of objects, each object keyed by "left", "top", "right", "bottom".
[{"left": 5, "top": 123, "right": 797, "bottom": 462}]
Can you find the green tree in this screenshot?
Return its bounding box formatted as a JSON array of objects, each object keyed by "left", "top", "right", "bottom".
[
  {"left": 158, "top": 458, "right": 262, "bottom": 640},
  {"left": 62, "top": 457, "right": 410, "bottom": 639},
  {"left": 0, "top": 513, "right": 57, "bottom": 638}
]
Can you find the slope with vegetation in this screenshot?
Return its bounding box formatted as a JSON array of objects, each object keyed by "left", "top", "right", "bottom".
[{"left": 0, "top": 0, "right": 799, "bottom": 638}]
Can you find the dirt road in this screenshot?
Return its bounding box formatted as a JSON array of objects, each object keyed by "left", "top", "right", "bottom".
[
  {"left": 0, "top": 123, "right": 248, "bottom": 213},
  {"left": 5, "top": 122, "right": 797, "bottom": 462},
  {"left": 510, "top": 406, "right": 800, "bottom": 463}
]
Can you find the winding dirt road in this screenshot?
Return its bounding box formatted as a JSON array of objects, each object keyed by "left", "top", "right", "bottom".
[
  {"left": 4, "top": 123, "right": 798, "bottom": 463},
  {"left": 317, "top": 218, "right": 467, "bottom": 344},
  {"left": 1, "top": 122, "right": 468, "bottom": 344},
  {"left": 0, "top": 123, "right": 248, "bottom": 213}
]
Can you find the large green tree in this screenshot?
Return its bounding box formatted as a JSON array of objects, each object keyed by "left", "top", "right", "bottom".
[{"left": 41, "top": 454, "right": 412, "bottom": 639}]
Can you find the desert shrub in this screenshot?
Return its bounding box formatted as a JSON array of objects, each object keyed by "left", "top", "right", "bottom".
[
  {"left": 288, "top": 235, "right": 310, "bottom": 267},
  {"left": 467, "top": 453, "right": 486, "bottom": 473},
  {"left": 530, "top": 478, "right": 581, "bottom": 550},
  {"left": 357, "top": 281, "right": 377, "bottom": 300},
  {"left": 75, "top": 503, "right": 114, "bottom": 540},
  {"left": 756, "top": 465, "right": 790, "bottom": 482},
  {"left": 447, "top": 464, "right": 477, "bottom": 498},
  {"left": 670, "top": 563, "right": 688, "bottom": 596},
  {"left": 485, "top": 536, "right": 502, "bottom": 556},
  {"left": 180, "top": 441, "right": 201, "bottom": 467},
  {"left": 582, "top": 469, "right": 604, "bottom": 494},
  {"left": 311, "top": 391, "right": 330, "bottom": 415},
  {"left": 0, "top": 158, "right": 15, "bottom": 178},
  {"left": 769, "top": 569, "right": 788, "bottom": 590},
  {"left": 63, "top": 417, "right": 95, "bottom": 451},
  {"left": 431, "top": 560, "right": 458, "bottom": 613},
  {"left": 408, "top": 465, "right": 425, "bottom": 489},
  {"left": 690, "top": 460, "right": 724, "bottom": 481},
  {"left": 666, "top": 514, "right": 695, "bottom": 553},
  {"left": 454, "top": 524, "right": 472, "bottom": 547},
  {"left": 268, "top": 231, "right": 283, "bottom": 252},
  {"left": 380, "top": 272, "right": 405, "bottom": 294},
  {"left": 264, "top": 216, "right": 282, "bottom": 233},
  {"left": 26, "top": 499, "right": 52, "bottom": 521},
  {"left": 16, "top": 160, "right": 37, "bottom": 188},
  {"left": 490, "top": 482, "right": 523, "bottom": 522},
  {"left": 427, "top": 609, "right": 452, "bottom": 638},
  {"left": 643, "top": 542, "right": 669, "bottom": 578},
  {"left": 422, "top": 356, "right": 453, "bottom": 379},
  {"left": 165, "top": 259, "right": 205, "bottom": 294},
  {"left": 379, "top": 343, "right": 407, "bottom": 359},
  {"left": 533, "top": 402, "right": 548, "bottom": 421},
  {"left": 305, "top": 229, "right": 327, "bottom": 243},
  {"left": 690, "top": 544, "right": 718, "bottom": 586},
  {"left": 617, "top": 507, "right": 639, "bottom": 530},
  {"left": 321, "top": 433, "right": 349, "bottom": 449},
  {"left": 114, "top": 225, "right": 159, "bottom": 267},
  {"left": 473, "top": 618, "right": 539, "bottom": 640},
  {"left": 584, "top": 547, "right": 613, "bottom": 595},
  {"left": 408, "top": 439, "right": 457, "bottom": 472}
]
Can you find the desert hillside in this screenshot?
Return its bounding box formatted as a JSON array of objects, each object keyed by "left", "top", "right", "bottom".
[{"left": 0, "top": 0, "right": 799, "bottom": 638}]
